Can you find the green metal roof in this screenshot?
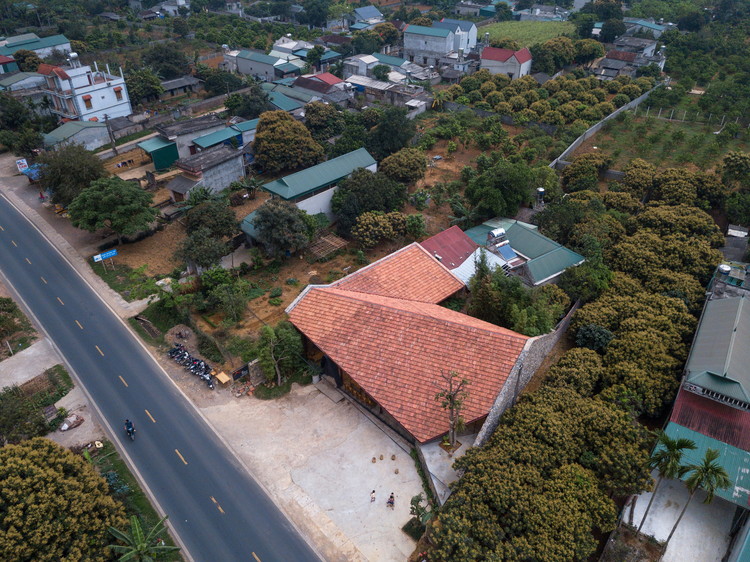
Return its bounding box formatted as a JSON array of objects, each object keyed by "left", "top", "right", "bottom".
[
  {"left": 231, "top": 118, "right": 259, "bottom": 132},
  {"left": 43, "top": 120, "right": 106, "bottom": 144},
  {"left": 663, "top": 422, "right": 750, "bottom": 508},
  {"left": 350, "top": 22, "right": 370, "bottom": 31},
  {"left": 192, "top": 127, "right": 241, "bottom": 149},
  {"left": 320, "top": 50, "right": 341, "bottom": 61},
  {"left": 138, "top": 136, "right": 177, "bottom": 153},
  {"left": 686, "top": 296, "right": 750, "bottom": 402},
  {"left": 372, "top": 52, "right": 407, "bottom": 67},
  {"left": 237, "top": 50, "right": 279, "bottom": 65},
  {"left": 241, "top": 209, "right": 260, "bottom": 239},
  {"left": 0, "top": 71, "right": 42, "bottom": 87},
  {"left": 263, "top": 148, "right": 376, "bottom": 200},
  {"left": 0, "top": 34, "right": 69, "bottom": 56},
  {"left": 275, "top": 62, "right": 300, "bottom": 73},
  {"left": 404, "top": 24, "right": 451, "bottom": 38},
  {"left": 525, "top": 246, "right": 584, "bottom": 285},
  {"left": 268, "top": 91, "right": 303, "bottom": 112}
]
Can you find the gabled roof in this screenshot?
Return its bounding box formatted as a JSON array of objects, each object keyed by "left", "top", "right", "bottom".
[
  {"left": 333, "top": 243, "right": 464, "bottom": 302},
  {"left": 0, "top": 33, "right": 69, "bottom": 56},
  {"left": 231, "top": 118, "right": 259, "bottom": 132},
  {"left": 0, "top": 71, "right": 43, "bottom": 88},
  {"left": 176, "top": 145, "right": 241, "bottom": 173},
  {"left": 192, "top": 127, "right": 241, "bottom": 149},
  {"left": 420, "top": 225, "right": 479, "bottom": 269},
  {"left": 262, "top": 148, "right": 375, "bottom": 200},
  {"left": 268, "top": 90, "right": 303, "bottom": 111},
  {"left": 686, "top": 296, "right": 750, "bottom": 402},
  {"left": 237, "top": 50, "right": 279, "bottom": 65},
  {"left": 161, "top": 75, "right": 202, "bottom": 90},
  {"left": 312, "top": 71, "right": 342, "bottom": 85},
  {"left": 372, "top": 52, "right": 407, "bottom": 67},
  {"left": 293, "top": 75, "right": 334, "bottom": 94},
  {"left": 0, "top": 55, "right": 15, "bottom": 64},
  {"left": 438, "top": 18, "right": 476, "bottom": 32},
  {"left": 670, "top": 389, "right": 750, "bottom": 452},
  {"left": 288, "top": 244, "right": 528, "bottom": 443},
  {"left": 156, "top": 114, "right": 223, "bottom": 138},
  {"left": 606, "top": 49, "right": 637, "bottom": 62},
  {"left": 36, "top": 63, "right": 70, "bottom": 80},
  {"left": 354, "top": 5, "right": 383, "bottom": 20},
  {"left": 166, "top": 175, "right": 199, "bottom": 195},
  {"left": 43, "top": 120, "right": 106, "bottom": 145},
  {"left": 404, "top": 24, "right": 452, "bottom": 38},
  {"left": 481, "top": 46, "right": 532, "bottom": 64}
]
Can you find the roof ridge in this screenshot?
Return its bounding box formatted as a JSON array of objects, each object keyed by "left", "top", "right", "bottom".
[
  {"left": 723, "top": 295, "right": 747, "bottom": 379},
  {"left": 324, "top": 287, "right": 528, "bottom": 341}
]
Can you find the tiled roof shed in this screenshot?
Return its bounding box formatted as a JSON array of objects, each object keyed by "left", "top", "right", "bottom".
[
  {"left": 262, "top": 148, "right": 376, "bottom": 201},
  {"left": 420, "top": 225, "right": 479, "bottom": 269}
]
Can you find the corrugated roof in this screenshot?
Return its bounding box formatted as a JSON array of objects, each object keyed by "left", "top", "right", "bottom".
[
  {"left": 177, "top": 145, "right": 241, "bottom": 173},
  {"left": 354, "top": 5, "right": 383, "bottom": 20},
  {"left": 686, "top": 296, "right": 750, "bottom": 402},
  {"left": 0, "top": 33, "right": 69, "bottom": 56},
  {"left": 44, "top": 120, "right": 106, "bottom": 144},
  {"left": 138, "top": 136, "right": 176, "bottom": 153},
  {"left": 231, "top": 118, "right": 259, "bottom": 132},
  {"left": 451, "top": 248, "right": 507, "bottom": 285},
  {"left": 372, "top": 52, "right": 407, "bottom": 67},
  {"left": 320, "top": 50, "right": 341, "bottom": 61},
  {"left": 350, "top": 22, "right": 370, "bottom": 31},
  {"left": 420, "top": 225, "right": 479, "bottom": 269},
  {"left": 275, "top": 61, "right": 301, "bottom": 73},
  {"left": 663, "top": 422, "right": 750, "bottom": 508},
  {"left": 262, "top": 148, "right": 375, "bottom": 200},
  {"left": 166, "top": 175, "right": 199, "bottom": 195},
  {"left": 525, "top": 246, "right": 584, "bottom": 284},
  {"left": 404, "top": 24, "right": 452, "bottom": 38},
  {"left": 161, "top": 75, "right": 202, "bottom": 90},
  {"left": 237, "top": 50, "right": 279, "bottom": 65},
  {"left": 333, "top": 243, "right": 464, "bottom": 302},
  {"left": 192, "top": 127, "right": 241, "bottom": 149},
  {"left": 240, "top": 209, "right": 260, "bottom": 239},
  {"left": 0, "top": 71, "right": 43, "bottom": 87},
  {"left": 439, "top": 18, "right": 476, "bottom": 31},
  {"left": 670, "top": 389, "right": 750, "bottom": 452},
  {"left": 268, "top": 90, "right": 303, "bottom": 111}
]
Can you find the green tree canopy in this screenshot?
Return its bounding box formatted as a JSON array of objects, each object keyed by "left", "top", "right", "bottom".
[
  {"left": 365, "top": 106, "right": 415, "bottom": 160},
  {"left": 379, "top": 147, "right": 427, "bottom": 184},
  {"left": 185, "top": 199, "right": 238, "bottom": 238},
  {"left": 225, "top": 83, "right": 271, "bottom": 119},
  {"left": 253, "top": 110, "right": 325, "bottom": 174},
  {"left": 252, "top": 198, "right": 311, "bottom": 258},
  {"left": 125, "top": 68, "right": 165, "bottom": 104},
  {"left": 303, "top": 101, "right": 345, "bottom": 143},
  {"left": 175, "top": 226, "right": 228, "bottom": 269},
  {"left": 68, "top": 177, "right": 158, "bottom": 243},
  {"left": 331, "top": 168, "right": 407, "bottom": 236},
  {"left": 257, "top": 321, "right": 305, "bottom": 385},
  {"left": 141, "top": 43, "right": 189, "bottom": 79},
  {"left": 37, "top": 143, "right": 107, "bottom": 206},
  {"left": 13, "top": 49, "right": 41, "bottom": 71},
  {"left": 0, "top": 438, "right": 126, "bottom": 561}
]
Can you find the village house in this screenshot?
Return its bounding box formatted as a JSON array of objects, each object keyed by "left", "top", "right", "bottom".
[
  {"left": 235, "top": 50, "right": 303, "bottom": 82},
  {"left": 0, "top": 55, "right": 18, "bottom": 74},
  {"left": 403, "top": 24, "right": 454, "bottom": 68},
  {"left": 612, "top": 36, "right": 658, "bottom": 57},
  {"left": 432, "top": 18, "right": 478, "bottom": 52},
  {"left": 0, "top": 71, "right": 45, "bottom": 93},
  {"left": 43, "top": 120, "right": 110, "bottom": 151},
  {"left": 424, "top": 221, "right": 584, "bottom": 286},
  {"left": 37, "top": 58, "right": 132, "bottom": 122},
  {"left": 159, "top": 76, "right": 204, "bottom": 100},
  {"left": 291, "top": 72, "right": 353, "bottom": 106},
  {"left": 190, "top": 118, "right": 259, "bottom": 153},
  {"left": 343, "top": 53, "right": 437, "bottom": 83},
  {"left": 166, "top": 145, "right": 245, "bottom": 201},
  {"left": 480, "top": 46, "right": 533, "bottom": 79},
  {"left": 153, "top": 113, "right": 225, "bottom": 161},
  {"left": 517, "top": 4, "right": 570, "bottom": 21},
  {"left": 0, "top": 33, "right": 71, "bottom": 59}
]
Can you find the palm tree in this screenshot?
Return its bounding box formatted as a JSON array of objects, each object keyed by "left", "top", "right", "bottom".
[
  {"left": 431, "top": 90, "right": 451, "bottom": 111},
  {"left": 637, "top": 431, "right": 696, "bottom": 534},
  {"left": 108, "top": 515, "right": 180, "bottom": 561},
  {"left": 664, "top": 448, "right": 731, "bottom": 547}
]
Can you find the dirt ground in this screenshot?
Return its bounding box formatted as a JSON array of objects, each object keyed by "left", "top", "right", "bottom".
[{"left": 114, "top": 220, "right": 185, "bottom": 275}]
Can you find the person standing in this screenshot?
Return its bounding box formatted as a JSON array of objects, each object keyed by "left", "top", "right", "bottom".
[{"left": 370, "top": 490, "right": 376, "bottom": 503}]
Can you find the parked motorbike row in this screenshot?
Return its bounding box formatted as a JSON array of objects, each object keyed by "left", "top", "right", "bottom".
[{"left": 168, "top": 343, "right": 215, "bottom": 390}]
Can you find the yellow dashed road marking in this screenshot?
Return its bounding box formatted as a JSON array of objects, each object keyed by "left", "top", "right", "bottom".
[
  {"left": 118, "top": 376, "right": 128, "bottom": 387},
  {"left": 145, "top": 410, "right": 156, "bottom": 423},
  {"left": 175, "top": 449, "right": 188, "bottom": 465},
  {"left": 95, "top": 345, "right": 104, "bottom": 356}
]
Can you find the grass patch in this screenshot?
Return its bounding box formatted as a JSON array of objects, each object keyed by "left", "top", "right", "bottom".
[
  {"left": 253, "top": 370, "right": 312, "bottom": 400},
  {"left": 410, "top": 448, "right": 437, "bottom": 506},
  {"left": 195, "top": 329, "right": 223, "bottom": 362},
  {"left": 94, "top": 129, "right": 154, "bottom": 153},
  {"left": 129, "top": 300, "right": 186, "bottom": 346},
  {"left": 483, "top": 20, "right": 575, "bottom": 47},
  {"left": 226, "top": 336, "right": 257, "bottom": 362},
  {"left": 90, "top": 441, "right": 182, "bottom": 560},
  {"left": 0, "top": 296, "right": 36, "bottom": 358},
  {"left": 89, "top": 259, "right": 153, "bottom": 302},
  {"left": 402, "top": 517, "right": 427, "bottom": 541}
]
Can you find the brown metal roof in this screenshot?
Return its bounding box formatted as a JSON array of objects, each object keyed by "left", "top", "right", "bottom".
[{"left": 670, "top": 388, "right": 750, "bottom": 451}]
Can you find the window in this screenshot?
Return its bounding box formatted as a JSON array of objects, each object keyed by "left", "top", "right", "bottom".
[
  {"left": 114, "top": 86, "right": 123, "bottom": 101},
  {"left": 82, "top": 94, "right": 92, "bottom": 110}
]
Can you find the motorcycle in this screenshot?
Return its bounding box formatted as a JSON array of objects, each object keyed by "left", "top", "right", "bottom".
[{"left": 126, "top": 426, "right": 136, "bottom": 441}]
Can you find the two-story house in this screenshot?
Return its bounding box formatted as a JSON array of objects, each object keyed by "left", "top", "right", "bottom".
[
  {"left": 480, "top": 46, "right": 533, "bottom": 79},
  {"left": 38, "top": 58, "right": 132, "bottom": 122},
  {"left": 403, "top": 25, "right": 454, "bottom": 68},
  {"left": 432, "top": 18, "right": 478, "bottom": 52}
]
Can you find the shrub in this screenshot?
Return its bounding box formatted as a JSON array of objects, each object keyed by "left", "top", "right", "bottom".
[{"left": 576, "top": 324, "right": 615, "bottom": 351}]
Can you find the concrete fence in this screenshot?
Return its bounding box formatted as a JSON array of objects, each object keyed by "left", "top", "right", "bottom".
[{"left": 548, "top": 84, "right": 662, "bottom": 169}]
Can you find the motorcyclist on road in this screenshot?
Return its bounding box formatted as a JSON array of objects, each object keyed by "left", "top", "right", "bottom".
[{"left": 124, "top": 419, "right": 135, "bottom": 438}]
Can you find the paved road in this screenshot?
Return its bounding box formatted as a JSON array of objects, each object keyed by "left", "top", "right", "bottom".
[{"left": 0, "top": 195, "right": 319, "bottom": 562}]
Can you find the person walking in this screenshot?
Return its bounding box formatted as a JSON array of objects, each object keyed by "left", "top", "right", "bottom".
[
  {"left": 370, "top": 490, "right": 376, "bottom": 503},
  {"left": 386, "top": 493, "right": 395, "bottom": 509}
]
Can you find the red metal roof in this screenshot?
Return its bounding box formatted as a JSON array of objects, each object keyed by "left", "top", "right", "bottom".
[
  {"left": 333, "top": 242, "right": 464, "bottom": 303},
  {"left": 314, "top": 72, "right": 342, "bottom": 86},
  {"left": 606, "top": 50, "right": 637, "bottom": 62},
  {"left": 420, "top": 225, "right": 479, "bottom": 269},
  {"left": 670, "top": 388, "right": 750, "bottom": 451},
  {"left": 289, "top": 287, "right": 528, "bottom": 442},
  {"left": 481, "top": 47, "right": 532, "bottom": 64},
  {"left": 0, "top": 55, "right": 15, "bottom": 64}
]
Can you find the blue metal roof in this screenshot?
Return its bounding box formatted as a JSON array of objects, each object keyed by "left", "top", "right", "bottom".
[{"left": 268, "top": 91, "right": 303, "bottom": 112}]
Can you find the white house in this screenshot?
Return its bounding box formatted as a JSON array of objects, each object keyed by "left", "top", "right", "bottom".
[
  {"left": 432, "top": 18, "right": 478, "bottom": 52},
  {"left": 480, "top": 46, "right": 533, "bottom": 79},
  {"left": 403, "top": 25, "right": 455, "bottom": 68},
  {"left": 155, "top": 0, "right": 189, "bottom": 16},
  {"left": 38, "top": 59, "right": 132, "bottom": 122}
]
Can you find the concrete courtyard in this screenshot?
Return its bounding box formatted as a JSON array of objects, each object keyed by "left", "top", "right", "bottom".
[{"left": 632, "top": 473, "right": 735, "bottom": 562}]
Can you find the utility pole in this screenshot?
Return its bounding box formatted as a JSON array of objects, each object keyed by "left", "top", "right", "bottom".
[{"left": 104, "top": 113, "right": 118, "bottom": 156}]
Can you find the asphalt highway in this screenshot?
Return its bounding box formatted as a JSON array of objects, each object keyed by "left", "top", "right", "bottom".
[{"left": 0, "top": 195, "right": 319, "bottom": 562}]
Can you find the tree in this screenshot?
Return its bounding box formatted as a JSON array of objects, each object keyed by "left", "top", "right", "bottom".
[
  {"left": 252, "top": 111, "right": 325, "bottom": 174},
  {"left": 175, "top": 226, "right": 228, "bottom": 269},
  {"left": 721, "top": 151, "right": 750, "bottom": 190},
  {"left": 574, "top": 39, "right": 605, "bottom": 65},
  {"left": 576, "top": 324, "right": 614, "bottom": 351},
  {"left": 331, "top": 169, "right": 407, "bottom": 236},
  {"left": 125, "top": 68, "right": 164, "bottom": 103},
  {"left": 141, "top": 43, "right": 189, "bottom": 79},
  {"left": 374, "top": 22, "right": 400, "bottom": 45},
  {"left": 600, "top": 19, "right": 626, "bottom": 43},
  {"left": 196, "top": 66, "right": 245, "bottom": 96},
  {"left": 0, "top": 386, "right": 47, "bottom": 445},
  {"left": 252, "top": 199, "right": 311, "bottom": 258},
  {"left": 372, "top": 63, "right": 391, "bottom": 81},
  {"left": 726, "top": 191, "right": 750, "bottom": 226},
  {"left": 185, "top": 199, "right": 238, "bottom": 238},
  {"left": 303, "top": 101, "right": 344, "bottom": 143},
  {"left": 305, "top": 45, "right": 325, "bottom": 71},
  {"left": 257, "top": 321, "right": 305, "bottom": 385},
  {"left": 37, "top": 143, "right": 107, "bottom": 206},
  {"left": 0, "top": 438, "right": 126, "bottom": 561},
  {"left": 108, "top": 515, "right": 179, "bottom": 561},
  {"left": 664, "top": 448, "right": 731, "bottom": 546},
  {"left": 434, "top": 371, "right": 469, "bottom": 448},
  {"left": 365, "top": 106, "right": 416, "bottom": 160},
  {"left": 637, "top": 431, "right": 696, "bottom": 535},
  {"left": 13, "top": 48, "right": 41, "bottom": 71},
  {"left": 327, "top": 1, "right": 352, "bottom": 28},
  {"left": 172, "top": 17, "right": 189, "bottom": 37},
  {"left": 68, "top": 177, "right": 158, "bottom": 244},
  {"left": 410, "top": 16, "right": 432, "bottom": 26},
  {"left": 300, "top": 0, "right": 329, "bottom": 27},
  {"left": 351, "top": 30, "right": 383, "bottom": 55},
  {"left": 379, "top": 148, "right": 427, "bottom": 184},
  {"left": 11, "top": 127, "right": 43, "bottom": 159}
]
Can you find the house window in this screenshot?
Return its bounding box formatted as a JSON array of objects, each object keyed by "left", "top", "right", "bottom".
[
  {"left": 114, "top": 86, "right": 123, "bottom": 101},
  {"left": 82, "top": 94, "right": 92, "bottom": 109}
]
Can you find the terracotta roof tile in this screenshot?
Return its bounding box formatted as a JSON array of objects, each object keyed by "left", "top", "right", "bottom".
[
  {"left": 289, "top": 287, "right": 528, "bottom": 442},
  {"left": 420, "top": 225, "right": 479, "bottom": 269},
  {"left": 606, "top": 50, "right": 637, "bottom": 63},
  {"left": 333, "top": 242, "right": 464, "bottom": 302}
]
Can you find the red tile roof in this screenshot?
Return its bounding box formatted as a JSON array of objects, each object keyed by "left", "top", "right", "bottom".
[
  {"left": 314, "top": 72, "right": 342, "bottom": 86},
  {"left": 333, "top": 243, "right": 464, "bottom": 303},
  {"left": 670, "top": 388, "right": 750, "bottom": 451},
  {"left": 37, "top": 63, "right": 70, "bottom": 80},
  {"left": 0, "top": 55, "right": 15, "bottom": 64},
  {"left": 606, "top": 50, "right": 637, "bottom": 62},
  {"left": 481, "top": 46, "right": 532, "bottom": 64},
  {"left": 420, "top": 225, "right": 479, "bottom": 269},
  {"left": 289, "top": 287, "right": 528, "bottom": 442}
]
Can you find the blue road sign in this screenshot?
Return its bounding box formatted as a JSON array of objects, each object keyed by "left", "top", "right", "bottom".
[{"left": 94, "top": 249, "right": 118, "bottom": 262}]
